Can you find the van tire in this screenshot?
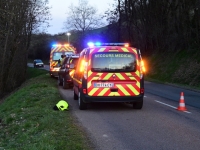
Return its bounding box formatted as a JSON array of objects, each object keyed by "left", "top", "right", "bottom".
[
  {"left": 78, "top": 92, "right": 87, "bottom": 110},
  {"left": 63, "top": 77, "right": 69, "bottom": 89},
  {"left": 74, "top": 90, "right": 78, "bottom": 100},
  {"left": 58, "top": 76, "right": 63, "bottom": 86},
  {"left": 132, "top": 99, "right": 143, "bottom": 109}
]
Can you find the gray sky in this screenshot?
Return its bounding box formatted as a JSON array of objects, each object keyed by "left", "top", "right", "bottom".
[{"left": 47, "top": 0, "right": 115, "bottom": 35}]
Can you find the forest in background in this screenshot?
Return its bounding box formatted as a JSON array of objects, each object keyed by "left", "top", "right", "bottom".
[{"left": 0, "top": 0, "right": 50, "bottom": 98}]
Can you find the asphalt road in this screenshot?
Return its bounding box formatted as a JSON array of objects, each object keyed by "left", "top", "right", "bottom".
[
  {"left": 59, "top": 84, "right": 200, "bottom": 150},
  {"left": 28, "top": 63, "right": 200, "bottom": 149},
  {"left": 145, "top": 81, "right": 200, "bottom": 109}
]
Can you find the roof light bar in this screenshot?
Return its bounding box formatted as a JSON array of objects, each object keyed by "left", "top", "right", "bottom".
[
  {"left": 87, "top": 42, "right": 129, "bottom": 47},
  {"left": 52, "top": 44, "right": 71, "bottom": 47},
  {"left": 124, "top": 43, "right": 129, "bottom": 47},
  {"left": 95, "top": 42, "right": 101, "bottom": 46},
  {"left": 87, "top": 42, "right": 94, "bottom": 47},
  {"left": 101, "top": 43, "right": 129, "bottom": 46}
]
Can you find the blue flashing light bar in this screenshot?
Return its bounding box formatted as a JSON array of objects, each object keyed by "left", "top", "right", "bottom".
[
  {"left": 52, "top": 44, "right": 59, "bottom": 47},
  {"left": 87, "top": 42, "right": 94, "bottom": 47},
  {"left": 95, "top": 42, "right": 101, "bottom": 46},
  {"left": 87, "top": 42, "right": 129, "bottom": 47}
]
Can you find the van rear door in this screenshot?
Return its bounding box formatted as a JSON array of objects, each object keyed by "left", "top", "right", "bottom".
[{"left": 87, "top": 47, "right": 141, "bottom": 97}]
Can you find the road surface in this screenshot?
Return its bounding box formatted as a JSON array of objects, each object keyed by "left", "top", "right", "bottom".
[{"left": 58, "top": 82, "right": 200, "bottom": 150}]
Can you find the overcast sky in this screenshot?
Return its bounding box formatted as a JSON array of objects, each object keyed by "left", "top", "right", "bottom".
[{"left": 46, "top": 0, "right": 115, "bottom": 35}]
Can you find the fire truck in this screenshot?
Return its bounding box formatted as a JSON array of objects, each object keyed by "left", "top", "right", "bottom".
[{"left": 49, "top": 44, "right": 76, "bottom": 77}]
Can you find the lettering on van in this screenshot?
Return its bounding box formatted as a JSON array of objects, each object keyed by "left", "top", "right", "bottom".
[{"left": 94, "top": 54, "right": 132, "bottom": 58}]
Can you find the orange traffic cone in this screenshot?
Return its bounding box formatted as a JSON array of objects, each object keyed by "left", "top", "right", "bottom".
[{"left": 177, "top": 92, "right": 187, "bottom": 111}]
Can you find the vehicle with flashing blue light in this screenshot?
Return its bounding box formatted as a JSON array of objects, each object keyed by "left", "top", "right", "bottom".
[
  {"left": 73, "top": 42, "right": 146, "bottom": 110},
  {"left": 49, "top": 44, "right": 76, "bottom": 77}
]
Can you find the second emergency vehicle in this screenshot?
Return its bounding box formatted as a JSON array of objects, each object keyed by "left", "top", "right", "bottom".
[
  {"left": 49, "top": 44, "right": 76, "bottom": 77},
  {"left": 73, "top": 42, "right": 145, "bottom": 110},
  {"left": 58, "top": 54, "right": 79, "bottom": 89}
]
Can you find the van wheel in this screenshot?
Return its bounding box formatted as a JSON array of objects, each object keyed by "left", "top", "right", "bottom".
[
  {"left": 78, "top": 92, "right": 87, "bottom": 110},
  {"left": 74, "top": 90, "right": 78, "bottom": 100},
  {"left": 63, "top": 77, "right": 69, "bottom": 89},
  {"left": 132, "top": 99, "right": 143, "bottom": 109},
  {"left": 58, "top": 76, "right": 63, "bottom": 86}
]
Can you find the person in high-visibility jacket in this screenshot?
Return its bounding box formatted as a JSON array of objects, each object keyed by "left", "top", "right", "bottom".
[{"left": 60, "top": 54, "right": 66, "bottom": 66}]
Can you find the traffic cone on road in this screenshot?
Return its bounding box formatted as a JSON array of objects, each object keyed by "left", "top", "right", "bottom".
[{"left": 177, "top": 92, "right": 187, "bottom": 111}]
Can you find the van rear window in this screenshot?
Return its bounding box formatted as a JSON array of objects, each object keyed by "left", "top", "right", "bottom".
[
  {"left": 91, "top": 52, "right": 136, "bottom": 72},
  {"left": 52, "top": 52, "right": 74, "bottom": 60}
]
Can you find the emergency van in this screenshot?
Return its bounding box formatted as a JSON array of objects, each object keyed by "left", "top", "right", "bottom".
[
  {"left": 73, "top": 42, "right": 145, "bottom": 110},
  {"left": 49, "top": 44, "right": 76, "bottom": 77}
]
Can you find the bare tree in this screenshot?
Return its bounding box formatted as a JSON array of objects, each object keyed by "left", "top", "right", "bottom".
[{"left": 64, "top": 0, "right": 104, "bottom": 33}]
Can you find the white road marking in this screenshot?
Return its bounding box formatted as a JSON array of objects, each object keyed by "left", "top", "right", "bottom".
[{"left": 155, "top": 100, "right": 191, "bottom": 114}]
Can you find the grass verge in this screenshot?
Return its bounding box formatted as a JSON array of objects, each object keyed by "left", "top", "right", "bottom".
[
  {"left": 144, "top": 49, "right": 200, "bottom": 91},
  {"left": 0, "top": 67, "right": 92, "bottom": 150}
]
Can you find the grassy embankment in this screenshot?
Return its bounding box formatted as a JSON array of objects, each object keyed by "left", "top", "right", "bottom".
[
  {"left": 145, "top": 49, "right": 200, "bottom": 91},
  {"left": 0, "top": 67, "right": 93, "bottom": 150}
]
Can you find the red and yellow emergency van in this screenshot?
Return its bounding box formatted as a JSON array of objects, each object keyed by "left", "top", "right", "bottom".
[
  {"left": 49, "top": 44, "right": 76, "bottom": 77},
  {"left": 73, "top": 42, "right": 145, "bottom": 110}
]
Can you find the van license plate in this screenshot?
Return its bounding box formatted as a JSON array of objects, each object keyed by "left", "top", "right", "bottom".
[{"left": 94, "top": 83, "right": 114, "bottom": 88}]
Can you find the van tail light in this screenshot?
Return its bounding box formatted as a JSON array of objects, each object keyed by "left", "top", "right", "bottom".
[
  {"left": 79, "top": 60, "right": 85, "bottom": 72},
  {"left": 140, "top": 88, "right": 144, "bottom": 94},
  {"left": 69, "top": 70, "right": 75, "bottom": 77},
  {"left": 83, "top": 88, "right": 87, "bottom": 94},
  {"left": 141, "top": 60, "right": 146, "bottom": 72},
  {"left": 66, "top": 64, "right": 69, "bottom": 68},
  {"left": 139, "top": 60, "right": 145, "bottom": 79},
  {"left": 138, "top": 49, "right": 146, "bottom": 79},
  {"left": 83, "top": 62, "right": 88, "bottom": 79},
  {"left": 79, "top": 60, "right": 88, "bottom": 79}
]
